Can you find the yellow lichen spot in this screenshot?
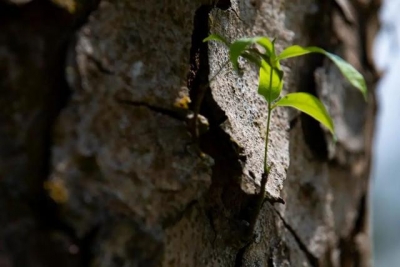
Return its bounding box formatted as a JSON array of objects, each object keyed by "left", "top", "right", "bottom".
[
  {"left": 44, "top": 179, "right": 69, "bottom": 204},
  {"left": 51, "top": 0, "right": 77, "bottom": 13},
  {"left": 174, "top": 95, "right": 191, "bottom": 109}
]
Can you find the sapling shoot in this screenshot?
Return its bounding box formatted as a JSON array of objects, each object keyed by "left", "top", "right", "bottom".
[{"left": 203, "top": 34, "right": 367, "bottom": 188}]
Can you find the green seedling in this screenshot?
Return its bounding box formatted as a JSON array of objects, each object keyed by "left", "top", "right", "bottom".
[{"left": 203, "top": 34, "right": 367, "bottom": 180}]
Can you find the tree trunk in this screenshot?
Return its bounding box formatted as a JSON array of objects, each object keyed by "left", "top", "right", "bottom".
[{"left": 0, "top": 0, "right": 379, "bottom": 266}]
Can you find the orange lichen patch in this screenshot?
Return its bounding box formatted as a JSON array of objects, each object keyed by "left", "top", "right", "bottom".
[
  {"left": 44, "top": 179, "right": 69, "bottom": 204},
  {"left": 173, "top": 95, "right": 191, "bottom": 109},
  {"left": 51, "top": 0, "right": 77, "bottom": 13}
]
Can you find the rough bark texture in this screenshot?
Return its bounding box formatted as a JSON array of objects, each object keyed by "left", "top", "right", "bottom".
[{"left": 0, "top": 0, "right": 379, "bottom": 266}]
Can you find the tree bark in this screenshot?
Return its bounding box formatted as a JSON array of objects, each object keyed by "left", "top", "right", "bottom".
[{"left": 0, "top": 0, "right": 379, "bottom": 266}]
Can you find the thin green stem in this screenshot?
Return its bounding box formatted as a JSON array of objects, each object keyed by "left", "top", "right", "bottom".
[
  {"left": 263, "top": 63, "right": 274, "bottom": 174},
  {"left": 264, "top": 103, "right": 272, "bottom": 173}
]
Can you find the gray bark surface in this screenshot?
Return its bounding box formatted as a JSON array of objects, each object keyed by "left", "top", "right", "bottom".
[{"left": 0, "top": 0, "right": 379, "bottom": 266}]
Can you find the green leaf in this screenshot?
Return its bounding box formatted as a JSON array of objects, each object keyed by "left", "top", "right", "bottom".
[
  {"left": 277, "top": 45, "right": 367, "bottom": 99},
  {"left": 276, "top": 45, "right": 321, "bottom": 60},
  {"left": 229, "top": 37, "right": 275, "bottom": 70},
  {"left": 258, "top": 59, "right": 283, "bottom": 102},
  {"left": 203, "top": 34, "right": 230, "bottom": 46},
  {"left": 324, "top": 52, "right": 367, "bottom": 100},
  {"left": 241, "top": 51, "right": 262, "bottom": 67},
  {"left": 256, "top": 37, "right": 274, "bottom": 57},
  {"left": 273, "top": 92, "right": 334, "bottom": 134}
]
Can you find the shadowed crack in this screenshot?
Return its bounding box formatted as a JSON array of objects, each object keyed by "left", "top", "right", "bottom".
[
  {"left": 187, "top": 0, "right": 262, "bottom": 251},
  {"left": 297, "top": 0, "right": 336, "bottom": 160},
  {"left": 338, "top": 194, "right": 367, "bottom": 267},
  {"left": 0, "top": 0, "right": 102, "bottom": 266},
  {"left": 234, "top": 241, "right": 252, "bottom": 267},
  {"left": 87, "top": 54, "right": 115, "bottom": 75},
  {"left": 116, "top": 99, "right": 187, "bottom": 121},
  {"left": 274, "top": 210, "right": 319, "bottom": 267}
]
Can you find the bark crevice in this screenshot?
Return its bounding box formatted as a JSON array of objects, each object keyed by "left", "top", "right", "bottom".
[
  {"left": 275, "top": 210, "right": 319, "bottom": 267},
  {"left": 298, "top": 0, "right": 335, "bottom": 160},
  {"left": 338, "top": 194, "right": 367, "bottom": 267},
  {"left": 116, "top": 99, "right": 188, "bottom": 121},
  {"left": 187, "top": 2, "right": 267, "bottom": 251},
  {"left": 0, "top": 0, "right": 102, "bottom": 265},
  {"left": 234, "top": 241, "right": 252, "bottom": 267}
]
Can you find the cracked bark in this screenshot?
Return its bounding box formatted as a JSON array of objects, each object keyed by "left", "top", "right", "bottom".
[
  {"left": 275, "top": 209, "right": 319, "bottom": 266},
  {"left": 0, "top": 0, "right": 378, "bottom": 266}
]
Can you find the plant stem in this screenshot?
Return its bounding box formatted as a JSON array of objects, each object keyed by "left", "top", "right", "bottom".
[
  {"left": 264, "top": 103, "right": 272, "bottom": 173},
  {"left": 245, "top": 62, "right": 277, "bottom": 237},
  {"left": 263, "top": 63, "right": 274, "bottom": 175}
]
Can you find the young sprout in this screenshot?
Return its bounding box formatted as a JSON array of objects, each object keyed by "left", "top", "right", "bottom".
[{"left": 204, "top": 34, "right": 367, "bottom": 177}]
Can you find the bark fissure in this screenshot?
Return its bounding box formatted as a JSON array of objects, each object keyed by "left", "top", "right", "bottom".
[
  {"left": 38, "top": 1, "right": 103, "bottom": 265},
  {"left": 299, "top": 61, "right": 329, "bottom": 160},
  {"left": 87, "top": 54, "right": 115, "bottom": 75},
  {"left": 187, "top": 1, "right": 268, "bottom": 252},
  {"left": 275, "top": 210, "right": 319, "bottom": 267},
  {"left": 298, "top": 0, "right": 334, "bottom": 160},
  {"left": 353, "top": 1, "right": 379, "bottom": 72},
  {"left": 116, "top": 99, "right": 187, "bottom": 121},
  {"left": 339, "top": 194, "right": 367, "bottom": 267},
  {"left": 234, "top": 241, "right": 252, "bottom": 267},
  {"left": 0, "top": 0, "right": 102, "bottom": 265}
]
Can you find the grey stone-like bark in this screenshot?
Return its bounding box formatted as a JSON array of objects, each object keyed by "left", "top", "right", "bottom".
[{"left": 0, "top": 0, "right": 378, "bottom": 266}]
